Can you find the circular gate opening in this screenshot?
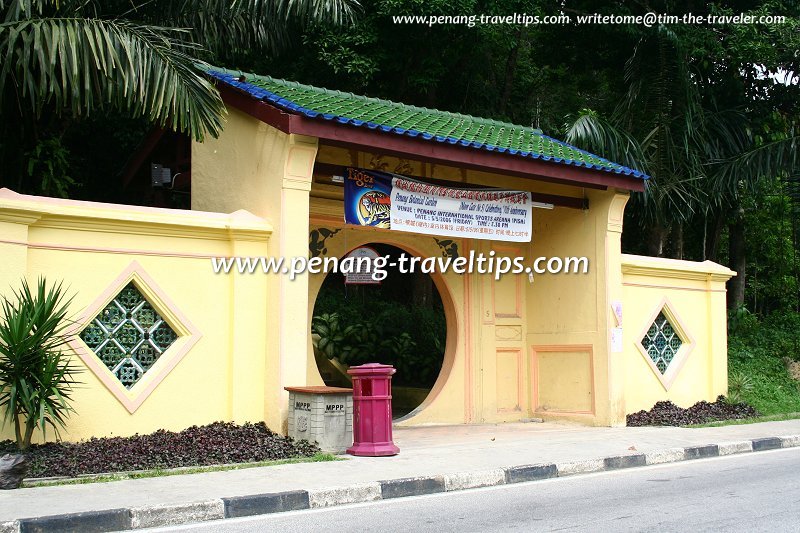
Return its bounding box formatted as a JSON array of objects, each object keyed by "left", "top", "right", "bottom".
[{"left": 311, "top": 243, "right": 447, "bottom": 419}]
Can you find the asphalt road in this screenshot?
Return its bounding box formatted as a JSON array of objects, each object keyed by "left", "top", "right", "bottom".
[{"left": 154, "top": 448, "right": 800, "bottom": 532}]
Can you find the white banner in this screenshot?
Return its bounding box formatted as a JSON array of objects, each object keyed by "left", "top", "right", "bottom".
[{"left": 389, "top": 177, "right": 533, "bottom": 242}]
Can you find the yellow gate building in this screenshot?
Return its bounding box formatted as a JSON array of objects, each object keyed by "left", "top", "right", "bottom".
[{"left": 0, "top": 68, "right": 735, "bottom": 441}]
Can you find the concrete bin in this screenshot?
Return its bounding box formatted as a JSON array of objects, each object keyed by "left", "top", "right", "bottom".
[{"left": 285, "top": 386, "right": 353, "bottom": 453}]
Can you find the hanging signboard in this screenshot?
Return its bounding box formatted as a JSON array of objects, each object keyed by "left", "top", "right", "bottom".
[
  {"left": 343, "top": 246, "right": 382, "bottom": 285},
  {"left": 343, "top": 167, "right": 533, "bottom": 242}
]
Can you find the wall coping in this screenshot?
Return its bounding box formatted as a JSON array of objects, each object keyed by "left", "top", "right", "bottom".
[
  {"left": 0, "top": 188, "right": 272, "bottom": 240},
  {"left": 621, "top": 253, "right": 736, "bottom": 283}
]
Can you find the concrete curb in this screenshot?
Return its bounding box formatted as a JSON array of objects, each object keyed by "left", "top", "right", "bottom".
[
  {"left": 222, "top": 490, "right": 310, "bottom": 518},
  {"left": 17, "top": 509, "right": 130, "bottom": 533},
  {"left": 4, "top": 433, "right": 799, "bottom": 532},
  {"left": 308, "top": 483, "right": 382, "bottom": 509},
  {"left": 129, "top": 501, "right": 225, "bottom": 529}
]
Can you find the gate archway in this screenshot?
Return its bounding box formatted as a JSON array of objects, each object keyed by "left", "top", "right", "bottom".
[{"left": 309, "top": 241, "right": 456, "bottom": 420}]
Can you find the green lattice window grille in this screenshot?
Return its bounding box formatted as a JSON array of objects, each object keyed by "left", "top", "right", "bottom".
[
  {"left": 641, "top": 311, "right": 683, "bottom": 375},
  {"left": 80, "top": 283, "right": 178, "bottom": 388}
]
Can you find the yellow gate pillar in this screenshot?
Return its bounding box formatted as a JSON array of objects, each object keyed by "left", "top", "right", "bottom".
[
  {"left": 274, "top": 135, "right": 318, "bottom": 429},
  {"left": 192, "top": 109, "right": 319, "bottom": 432},
  {"left": 597, "top": 189, "right": 629, "bottom": 426}
]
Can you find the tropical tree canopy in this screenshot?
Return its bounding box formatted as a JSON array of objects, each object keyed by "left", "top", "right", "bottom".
[
  {"left": 0, "top": 0, "right": 359, "bottom": 141},
  {"left": 1, "top": 0, "right": 798, "bottom": 314}
]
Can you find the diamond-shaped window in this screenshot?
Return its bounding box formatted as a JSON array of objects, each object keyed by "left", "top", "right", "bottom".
[
  {"left": 633, "top": 301, "right": 696, "bottom": 391},
  {"left": 70, "top": 262, "right": 201, "bottom": 414},
  {"left": 641, "top": 311, "right": 683, "bottom": 375},
  {"left": 80, "top": 282, "right": 178, "bottom": 389}
]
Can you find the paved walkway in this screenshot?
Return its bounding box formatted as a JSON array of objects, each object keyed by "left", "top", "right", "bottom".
[{"left": 2, "top": 419, "right": 800, "bottom": 530}]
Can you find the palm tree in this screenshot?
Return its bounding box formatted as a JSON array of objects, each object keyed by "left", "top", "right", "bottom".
[
  {"left": 0, "top": 0, "right": 358, "bottom": 193},
  {"left": 713, "top": 130, "right": 800, "bottom": 308},
  {"left": 565, "top": 26, "right": 752, "bottom": 259},
  {"left": 565, "top": 23, "right": 800, "bottom": 309}
]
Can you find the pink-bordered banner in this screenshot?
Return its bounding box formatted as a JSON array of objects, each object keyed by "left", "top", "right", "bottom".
[{"left": 343, "top": 167, "right": 534, "bottom": 242}]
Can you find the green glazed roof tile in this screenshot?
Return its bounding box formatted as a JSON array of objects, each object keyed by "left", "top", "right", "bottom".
[{"left": 206, "top": 68, "right": 648, "bottom": 180}]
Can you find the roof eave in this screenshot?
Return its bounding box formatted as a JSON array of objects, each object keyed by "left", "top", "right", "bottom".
[{"left": 216, "top": 82, "right": 646, "bottom": 193}]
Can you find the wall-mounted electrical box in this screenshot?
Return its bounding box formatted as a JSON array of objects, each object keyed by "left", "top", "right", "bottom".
[{"left": 151, "top": 164, "right": 172, "bottom": 187}]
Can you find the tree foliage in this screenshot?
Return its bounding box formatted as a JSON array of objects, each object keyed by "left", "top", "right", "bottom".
[
  {"left": 2, "top": 0, "right": 799, "bottom": 315},
  {"left": 0, "top": 0, "right": 358, "bottom": 195}
]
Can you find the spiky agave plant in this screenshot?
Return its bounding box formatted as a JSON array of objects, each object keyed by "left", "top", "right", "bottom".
[{"left": 0, "top": 278, "right": 81, "bottom": 450}]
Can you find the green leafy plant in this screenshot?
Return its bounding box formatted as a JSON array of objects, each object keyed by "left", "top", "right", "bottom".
[
  {"left": 339, "top": 321, "right": 382, "bottom": 366},
  {"left": 312, "top": 312, "right": 443, "bottom": 387},
  {"left": 0, "top": 278, "right": 81, "bottom": 450},
  {"left": 383, "top": 332, "right": 428, "bottom": 384},
  {"left": 311, "top": 313, "right": 349, "bottom": 360},
  {"left": 0, "top": 421, "right": 321, "bottom": 479},
  {"left": 311, "top": 270, "right": 447, "bottom": 387},
  {"left": 728, "top": 310, "right": 800, "bottom": 415},
  {"left": 728, "top": 305, "right": 759, "bottom": 337},
  {"left": 25, "top": 137, "right": 76, "bottom": 198},
  {"left": 726, "top": 371, "right": 755, "bottom": 405}
]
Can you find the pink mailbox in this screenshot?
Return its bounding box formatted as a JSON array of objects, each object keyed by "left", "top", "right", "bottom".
[{"left": 346, "top": 363, "right": 400, "bottom": 456}]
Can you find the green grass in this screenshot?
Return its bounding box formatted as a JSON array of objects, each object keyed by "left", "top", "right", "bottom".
[
  {"left": 23, "top": 452, "right": 342, "bottom": 488},
  {"left": 686, "top": 412, "right": 800, "bottom": 428},
  {"left": 676, "top": 347, "right": 800, "bottom": 428},
  {"left": 722, "top": 310, "right": 800, "bottom": 422},
  {"left": 729, "top": 355, "right": 800, "bottom": 416},
  {"left": 682, "top": 310, "right": 800, "bottom": 428}
]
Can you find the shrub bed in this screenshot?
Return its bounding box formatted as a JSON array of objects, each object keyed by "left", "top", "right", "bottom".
[
  {"left": 0, "top": 421, "right": 320, "bottom": 478},
  {"left": 627, "top": 396, "right": 759, "bottom": 426}
]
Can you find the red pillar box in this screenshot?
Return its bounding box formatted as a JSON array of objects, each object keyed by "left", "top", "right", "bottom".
[{"left": 346, "top": 363, "right": 400, "bottom": 456}]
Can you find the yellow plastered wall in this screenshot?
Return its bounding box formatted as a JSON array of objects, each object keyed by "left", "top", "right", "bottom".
[
  {"left": 621, "top": 254, "right": 734, "bottom": 413},
  {"left": 0, "top": 189, "right": 273, "bottom": 442},
  {"left": 307, "top": 146, "right": 733, "bottom": 426},
  {"left": 524, "top": 189, "right": 628, "bottom": 425},
  {"left": 192, "top": 108, "right": 319, "bottom": 431},
  {"left": 0, "top": 107, "right": 738, "bottom": 437}
]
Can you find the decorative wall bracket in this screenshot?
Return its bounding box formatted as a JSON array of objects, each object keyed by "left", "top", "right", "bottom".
[
  {"left": 434, "top": 238, "right": 460, "bottom": 259},
  {"left": 309, "top": 228, "right": 341, "bottom": 258}
]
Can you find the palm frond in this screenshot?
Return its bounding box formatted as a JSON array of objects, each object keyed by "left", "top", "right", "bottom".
[
  {"left": 713, "top": 134, "right": 800, "bottom": 195},
  {"left": 283, "top": 0, "right": 359, "bottom": 24},
  {"left": 127, "top": 0, "right": 360, "bottom": 58},
  {"left": 1, "top": 0, "right": 361, "bottom": 141},
  {"left": 564, "top": 108, "right": 647, "bottom": 173},
  {"left": 0, "top": 17, "right": 225, "bottom": 140}
]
